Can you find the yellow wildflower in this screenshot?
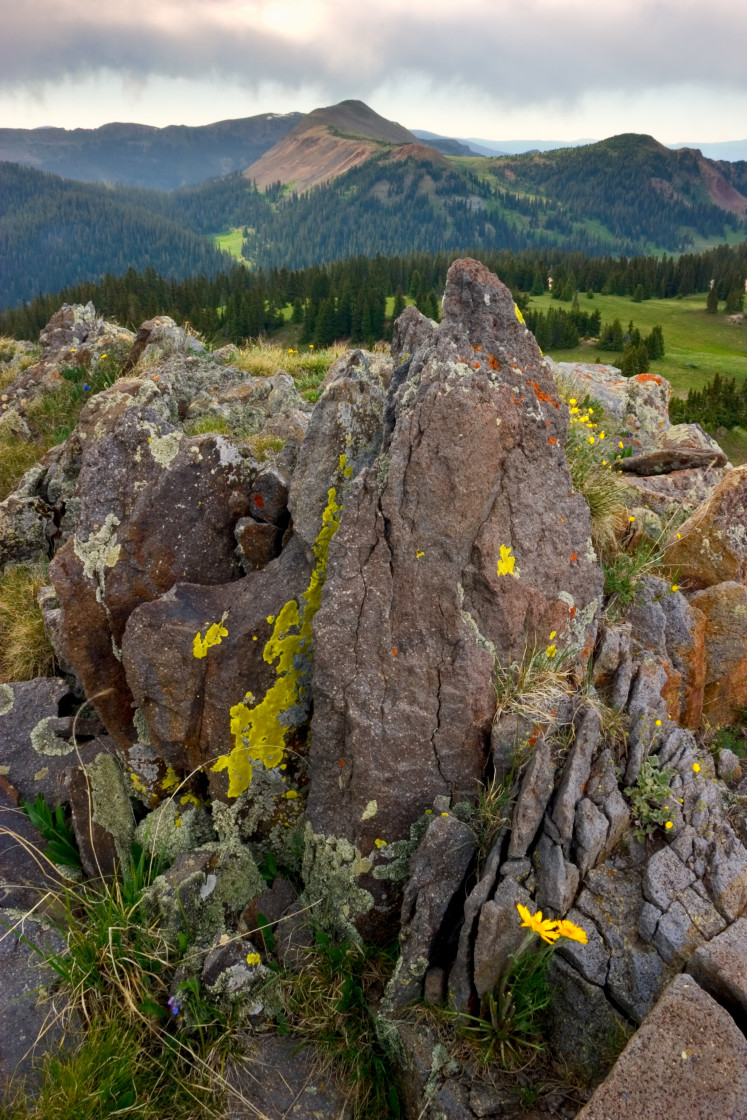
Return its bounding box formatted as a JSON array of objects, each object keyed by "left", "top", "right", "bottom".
[
  {"left": 671, "top": 584, "right": 679, "bottom": 592},
  {"left": 546, "top": 644, "right": 557, "bottom": 658},
  {"left": 629, "top": 515, "right": 635, "bottom": 522},
  {"left": 416, "top": 550, "right": 425, "bottom": 559},
  {"left": 556, "top": 919, "right": 588, "bottom": 944},
  {"left": 549, "top": 631, "right": 557, "bottom": 639},
  {"left": 588, "top": 436, "right": 595, "bottom": 445},
  {"left": 374, "top": 838, "right": 387, "bottom": 848},
  {"left": 599, "top": 431, "right": 605, "bottom": 439},
  {"left": 516, "top": 903, "right": 560, "bottom": 944},
  {"left": 655, "top": 719, "right": 662, "bottom": 727},
  {"left": 619, "top": 441, "right": 624, "bottom": 449},
  {"left": 246, "top": 952, "right": 261, "bottom": 967},
  {"left": 665, "top": 821, "right": 674, "bottom": 830},
  {"left": 693, "top": 762, "right": 701, "bottom": 773},
  {"left": 569, "top": 398, "right": 577, "bottom": 405}
]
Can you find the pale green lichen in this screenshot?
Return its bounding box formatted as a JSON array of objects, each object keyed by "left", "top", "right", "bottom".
[
  {"left": 375, "top": 452, "right": 391, "bottom": 493},
  {"left": 142, "top": 421, "right": 182, "bottom": 468},
  {"left": 134, "top": 801, "right": 213, "bottom": 862},
  {"left": 0, "top": 684, "right": 14, "bottom": 717},
  {"left": 73, "top": 513, "right": 121, "bottom": 583},
  {"left": 458, "top": 583, "right": 497, "bottom": 662},
  {"left": 299, "top": 822, "right": 373, "bottom": 943},
  {"left": 213, "top": 478, "right": 343, "bottom": 796},
  {"left": 30, "top": 716, "right": 75, "bottom": 757},
  {"left": 87, "top": 752, "right": 135, "bottom": 866},
  {"left": 132, "top": 708, "right": 151, "bottom": 746},
  {"left": 372, "top": 813, "right": 431, "bottom": 882}
]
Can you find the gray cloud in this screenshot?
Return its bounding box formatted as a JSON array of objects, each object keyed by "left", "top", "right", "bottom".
[{"left": 1, "top": 0, "right": 746, "bottom": 108}]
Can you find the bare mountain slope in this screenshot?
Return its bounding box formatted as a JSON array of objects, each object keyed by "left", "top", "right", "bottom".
[{"left": 244, "top": 99, "right": 418, "bottom": 192}]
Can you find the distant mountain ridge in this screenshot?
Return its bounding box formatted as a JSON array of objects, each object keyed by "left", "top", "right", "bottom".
[
  {"left": 0, "top": 113, "right": 302, "bottom": 189},
  {"left": 1, "top": 102, "right": 746, "bottom": 308}
]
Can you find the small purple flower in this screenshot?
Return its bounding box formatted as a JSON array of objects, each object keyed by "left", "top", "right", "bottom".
[
  {"left": 83, "top": 384, "right": 90, "bottom": 391},
  {"left": 167, "top": 995, "right": 181, "bottom": 1016}
]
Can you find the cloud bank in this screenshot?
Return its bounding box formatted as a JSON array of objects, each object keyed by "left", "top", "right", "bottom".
[{"left": 2, "top": 0, "right": 746, "bottom": 109}]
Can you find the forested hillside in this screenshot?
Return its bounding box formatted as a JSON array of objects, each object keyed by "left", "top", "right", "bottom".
[
  {"left": 476, "top": 135, "right": 747, "bottom": 249},
  {"left": 0, "top": 164, "right": 234, "bottom": 306}
]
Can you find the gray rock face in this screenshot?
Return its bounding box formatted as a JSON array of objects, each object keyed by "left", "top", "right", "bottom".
[
  {"left": 619, "top": 447, "right": 727, "bottom": 475},
  {"left": 687, "top": 917, "right": 747, "bottom": 1023},
  {"left": 0, "top": 913, "right": 68, "bottom": 1088},
  {"left": 507, "top": 737, "right": 555, "bottom": 859},
  {"left": 534, "top": 832, "right": 580, "bottom": 916},
  {"left": 547, "top": 955, "right": 625, "bottom": 1083},
  {"left": 0, "top": 677, "right": 71, "bottom": 806},
  {"left": 552, "top": 709, "right": 601, "bottom": 848},
  {"left": 388, "top": 814, "right": 476, "bottom": 1009},
  {"left": 307, "top": 259, "right": 602, "bottom": 932},
  {"left": 473, "top": 877, "right": 531, "bottom": 999},
  {"left": 576, "top": 974, "right": 747, "bottom": 1120},
  {"left": 224, "top": 1035, "right": 353, "bottom": 1119}
]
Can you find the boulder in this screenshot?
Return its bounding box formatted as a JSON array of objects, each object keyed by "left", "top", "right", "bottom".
[
  {"left": 618, "top": 447, "right": 727, "bottom": 475},
  {"left": 307, "top": 260, "right": 603, "bottom": 933},
  {"left": 690, "top": 582, "right": 747, "bottom": 725},
  {"left": 663, "top": 465, "right": 747, "bottom": 589},
  {"left": 0, "top": 912, "right": 68, "bottom": 1088},
  {"left": 49, "top": 379, "right": 254, "bottom": 752},
  {"left": 621, "top": 464, "right": 727, "bottom": 519},
  {"left": 473, "top": 877, "right": 531, "bottom": 999},
  {"left": 122, "top": 538, "right": 311, "bottom": 789},
  {"left": 576, "top": 974, "right": 747, "bottom": 1120},
  {"left": 551, "top": 362, "right": 670, "bottom": 447}
]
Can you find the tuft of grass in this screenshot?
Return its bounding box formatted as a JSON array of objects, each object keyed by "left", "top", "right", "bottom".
[
  {"left": 272, "top": 930, "right": 402, "bottom": 1120},
  {"left": 22, "top": 795, "right": 81, "bottom": 870},
  {"left": 472, "top": 774, "right": 515, "bottom": 872},
  {"left": 183, "top": 415, "right": 233, "bottom": 437},
  {"left": 0, "top": 356, "right": 120, "bottom": 500},
  {"left": 493, "top": 641, "right": 575, "bottom": 728},
  {"left": 232, "top": 340, "right": 344, "bottom": 380},
  {"left": 248, "top": 434, "right": 286, "bottom": 463},
  {"left": 0, "top": 562, "right": 55, "bottom": 682}
]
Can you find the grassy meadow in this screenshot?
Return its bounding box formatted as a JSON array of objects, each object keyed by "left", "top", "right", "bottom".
[
  {"left": 212, "top": 227, "right": 247, "bottom": 260},
  {"left": 533, "top": 291, "right": 747, "bottom": 397}
]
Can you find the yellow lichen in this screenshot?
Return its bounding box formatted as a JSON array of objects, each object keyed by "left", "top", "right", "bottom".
[
  {"left": 193, "top": 613, "right": 229, "bottom": 659},
  {"left": 497, "top": 544, "right": 519, "bottom": 578},
  {"left": 212, "top": 484, "right": 343, "bottom": 796},
  {"left": 514, "top": 304, "right": 525, "bottom": 325}
]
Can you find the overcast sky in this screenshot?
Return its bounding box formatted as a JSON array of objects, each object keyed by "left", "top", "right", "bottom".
[{"left": 1, "top": 0, "right": 746, "bottom": 142}]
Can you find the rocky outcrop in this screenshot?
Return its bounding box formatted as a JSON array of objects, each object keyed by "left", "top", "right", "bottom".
[
  {"left": 663, "top": 465, "right": 747, "bottom": 588},
  {"left": 307, "top": 260, "right": 603, "bottom": 933},
  {"left": 551, "top": 362, "right": 671, "bottom": 447},
  {"left": 576, "top": 974, "right": 747, "bottom": 1120}
]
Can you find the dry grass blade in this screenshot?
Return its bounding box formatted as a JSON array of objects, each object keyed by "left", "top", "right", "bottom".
[{"left": 0, "top": 561, "right": 55, "bottom": 683}]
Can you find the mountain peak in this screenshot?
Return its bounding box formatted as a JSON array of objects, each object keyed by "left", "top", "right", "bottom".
[{"left": 244, "top": 100, "right": 418, "bottom": 192}]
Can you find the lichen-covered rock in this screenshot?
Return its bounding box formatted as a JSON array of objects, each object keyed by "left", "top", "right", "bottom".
[
  {"left": 663, "top": 465, "right": 747, "bottom": 589},
  {"left": 576, "top": 974, "right": 747, "bottom": 1120},
  {"left": 49, "top": 378, "right": 255, "bottom": 751},
  {"left": 550, "top": 362, "right": 670, "bottom": 447},
  {"left": 68, "top": 752, "right": 135, "bottom": 878},
  {"left": 307, "top": 259, "right": 603, "bottom": 933},
  {"left": 690, "top": 582, "right": 747, "bottom": 725},
  {"left": 621, "top": 463, "right": 727, "bottom": 519},
  {"left": 122, "top": 537, "right": 312, "bottom": 789},
  {"left": 0, "top": 677, "right": 72, "bottom": 806}
]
